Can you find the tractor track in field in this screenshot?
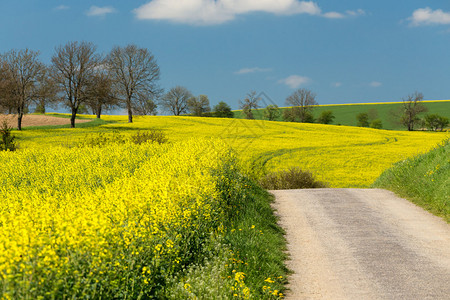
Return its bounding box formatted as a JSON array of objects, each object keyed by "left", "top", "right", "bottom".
[{"left": 271, "top": 188, "right": 450, "bottom": 299}]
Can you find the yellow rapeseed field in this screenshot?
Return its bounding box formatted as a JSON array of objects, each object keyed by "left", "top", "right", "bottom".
[
  {"left": 15, "top": 115, "right": 448, "bottom": 187},
  {"left": 0, "top": 139, "right": 247, "bottom": 298},
  {"left": 3, "top": 115, "right": 448, "bottom": 298}
]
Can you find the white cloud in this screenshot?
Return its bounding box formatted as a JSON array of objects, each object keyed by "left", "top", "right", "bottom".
[
  {"left": 346, "top": 9, "right": 365, "bottom": 17},
  {"left": 134, "top": 0, "right": 330, "bottom": 25},
  {"left": 369, "top": 81, "right": 382, "bottom": 87},
  {"left": 323, "top": 8, "right": 365, "bottom": 19},
  {"left": 279, "top": 75, "right": 311, "bottom": 89},
  {"left": 408, "top": 7, "right": 450, "bottom": 26},
  {"left": 323, "top": 12, "right": 345, "bottom": 19},
  {"left": 54, "top": 5, "right": 69, "bottom": 11},
  {"left": 86, "top": 6, "right": 117, "bottom": 17},
  {"left": 235, "top": 67, "right": 272, "bottom": 74},
  {"left": 332, "top": 82, "right": 342, "bottom": 87},
  {"left": 134, "top": 0, "right": 365, "bottom": 24}
]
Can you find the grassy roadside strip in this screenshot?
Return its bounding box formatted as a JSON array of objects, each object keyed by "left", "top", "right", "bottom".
[
  {"left": 372, "top": 139, "right": 449, "bottom": 222},
  {"left": 167, "top": 170, "right": 289, "bottom": 299}
]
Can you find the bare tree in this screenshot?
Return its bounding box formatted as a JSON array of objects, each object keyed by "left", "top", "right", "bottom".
[
  {"left": 161, "top": 86, "right": 192, "bottom": 115},
  {"left": 107, "top": 44, "right": 160, "bottom": 123},
  {"left": 187, "top": 94, "right": 211, "bottom": 116},
  {"left": 51, "top": 41, "right": 101, "bottom": 128},
  {"left": 132, "top": 93, "right": 158, "bottom": 116},
  {"left": 285, "top": 88, "right": 317, "bottom": 122},
  {"left": 0, "top": 59, "right": 15, "bottom": 114},
  {"left": 0, "top": 49, "right": 44, "bottom": 130},
  {"left": 239, "top": 91, "right": 261, "bottom": 119},
  {"left": 401, "top": 92, "right": 428, "bottom": 131},
  {"left": 34, "top": 65, "right": 58, "bottom": 114},
  {"left": 85, "top": 71, "right": 117, "bottom": 118}
]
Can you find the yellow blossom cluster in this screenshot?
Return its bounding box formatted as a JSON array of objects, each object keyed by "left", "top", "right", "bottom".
[{"left": 0, "top": 139, "right": 238, "bottom": 298}]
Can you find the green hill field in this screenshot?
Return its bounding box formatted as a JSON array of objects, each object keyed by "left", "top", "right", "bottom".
[{"left": 233, "top": 100, "right": 450, "bottom": 130}]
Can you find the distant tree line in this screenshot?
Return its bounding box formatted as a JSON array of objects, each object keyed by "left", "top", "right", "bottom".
[
  {"left": 356, "top": 92, "right": 448, "bottom": 131},
  {"left": 0, "top": 42, "right": 238, "bottom": 130},
  {"left": 1, "top": 43, "right": 447, "bottom": 132},
  {"left": 237, "top": 88, "right": 447, "bottom": 131},
  {"left": 0, "top": 42, "right": 162, "bottom": 129}
]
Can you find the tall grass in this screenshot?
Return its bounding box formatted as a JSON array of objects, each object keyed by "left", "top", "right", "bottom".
[{"left": 373, "top": 139, "right": 449, "bottom": 222}]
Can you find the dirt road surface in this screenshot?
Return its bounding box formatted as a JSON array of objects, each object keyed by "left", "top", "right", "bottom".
[{"left": 271, "top": 189, "right": 450, "bottom": 300}]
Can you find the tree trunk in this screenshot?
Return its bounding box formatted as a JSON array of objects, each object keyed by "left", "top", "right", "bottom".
[
  {"left": 70, "top": 107, "right": 77, "bottom": 128},
  {"left": 127, "top": 100, "right": 133, "bottom": 123},
  {"left": 96, "top": 104, "right": 102, "bottom": 119},
  {"left": 17, "top": 112, "right": 23, "bottom": 131}
]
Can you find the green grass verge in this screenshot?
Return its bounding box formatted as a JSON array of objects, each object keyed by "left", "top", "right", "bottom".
[
  {"left": 372, "top": 139, "right": 450, "bottom": 222},
  {"left": 166, "top": 175, "right": 289, "bottom": 299},
  {"left": 233, "top": 100, "right": 450, "bottom": 131}
]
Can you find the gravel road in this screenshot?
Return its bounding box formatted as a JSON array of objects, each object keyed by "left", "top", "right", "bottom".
[{"left": 271, "top": 188, "right": 450, "bottom": 300}]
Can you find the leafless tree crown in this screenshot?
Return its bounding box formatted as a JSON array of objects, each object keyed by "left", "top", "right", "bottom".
[
  {"left": 401, "top": 91, "right": 427, "bottom": 131},
  {"left": 107, "top": 44, "right": 160, "bottom": 122},
  {"left": 51, "top": 41, "right": 101, "bottom": 127},
  {"left": 161, "top": 86, "right": 192, "bottom": 116},
  {"left": 0, "top": 48, "right": 44, "bottom": 129},
  {"left": 285, "top": 88, "right": 317, "bottom": 108}
]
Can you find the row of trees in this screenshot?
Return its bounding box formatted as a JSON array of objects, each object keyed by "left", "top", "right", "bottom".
[
  {"left": 0, "top": 42, "right": 237, "bottom": 130},
  {"left": 389, "top": 92, "right": 448, "bottom": 131},
  {"left": 160, "top": 86, "right": 234, "bottom": 118},
  {"left": 238, "top": 89, "right": 448, "bottom": 131},
  {"left": 0, "top": 42, "right": 161, "bottom": 129},
  {"left": 239, "top": 89, "right": 320, "bottom": 122}
]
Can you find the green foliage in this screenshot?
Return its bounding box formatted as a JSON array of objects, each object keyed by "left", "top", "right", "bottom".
[
  {"left": 222, "top": 178, "right": 288, "bottom": 299},
  {"left": 0, "top": 120, "right": 16, "bottom": 151},
  {"left": 356, "top": 112, "right": 369, "bottom": 127},
  {"left": 373, "top": 139, "right": 450, "bottom": 222},
  {"left": 34, "top": 103, "right": 45, "bottom": 114},
  {"left": 303, "top": 111, "right": 315, "bottom": 123},
  {"left": 317, "top": 110, "right": 335, "bottom": 124},
  {"left": 282, "top": 107, "right": 298, "bottom": 122},
  {"left": 259, "top": 167, "right": 328, "bottom": 190},
  {"left": 130, "top": 129, "right": 168, "bottom": 145},
  {"left": 424, "top": 114, "right": 449, "bottom": 131},
  {"left": 213, "top": 101, "right": 234, "bottom": 118},
  {"left": 263, "top": 104, "right": 280, "bottom": 121},
  {"left": 242, "top": 104, "right": 254, "bottom": 119},
  {"left": 80, "top": 129, "right": 168, "bottom": 147},
  {"left": 77, "top": 104, "right": 89, "bottom": 114},
  {"left": 370, "top": 119, "right": 383, "bottom": 129},
  {"left": 166, "top": 165, "right": 289, "bottom": 299},
  {"left": 188, "top": 95, "right": 211, "bottom": 117},
  {"left": 283, "top": 107, "right": 314, "bottom": 123}
]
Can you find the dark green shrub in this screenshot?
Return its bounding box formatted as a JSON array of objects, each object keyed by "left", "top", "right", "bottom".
[
  {"left": 130, "top": 130, "right": 168, "bottom": 145},
  {"left": 424, "top": 114, "right": 449, "bottom": 131},
  {"left": 81, "top": 130, "right": 168, "bottom": 147},
  {"left": 317, "top": 110, "right": 335, "bottom": 124},
  {"left": 370, "top": 119, "right": 383, "bottom": 129},
  {"left": 213, "top": 101, "right": 234, "bottom": 118},
  {"left": 80, "top": 131, "right": 127, "bottom": 147},
  {"left": 0, "top": 120, "right": 16, "bottom": 151},
  {"left": 356, "top": 112, "right": 369, "bottom": 127},
  {"left": 263, "top": 104, "right": 280, "bottom": 121},
  {"left": 259, "top": 167, "right": 327, "bottom": 190}
]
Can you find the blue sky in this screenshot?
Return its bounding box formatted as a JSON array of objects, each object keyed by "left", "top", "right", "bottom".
[{"left": 1, "top": 0, "right": 450, "bottom": 111}]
